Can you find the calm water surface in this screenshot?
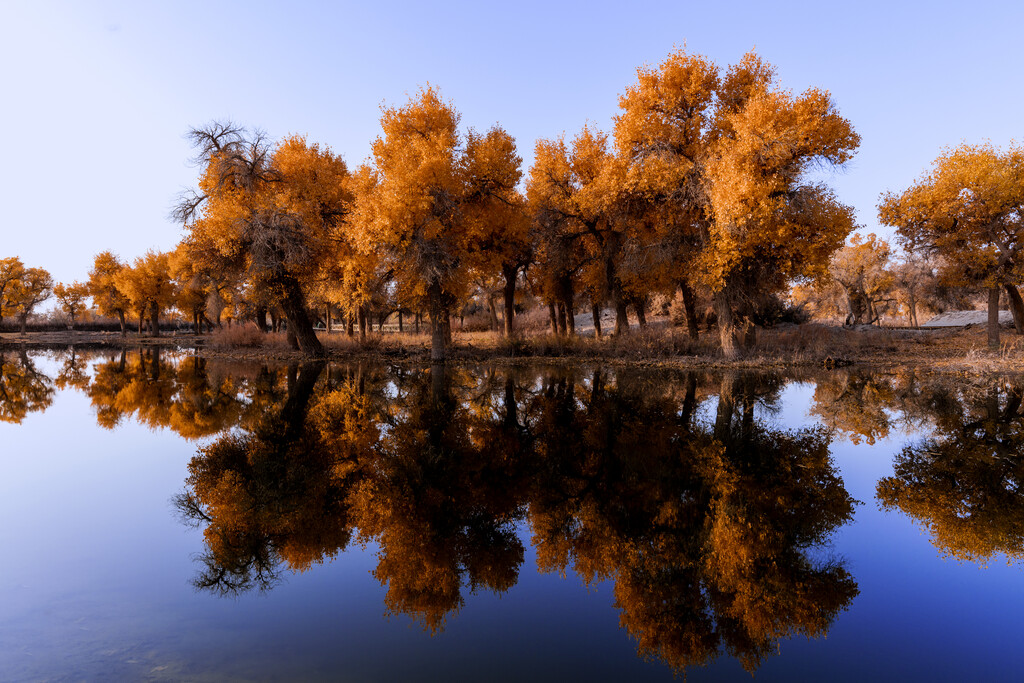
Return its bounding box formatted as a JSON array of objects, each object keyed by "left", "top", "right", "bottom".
[{"left": 1, "top": 347, "right": 1022, "bottom": 681}]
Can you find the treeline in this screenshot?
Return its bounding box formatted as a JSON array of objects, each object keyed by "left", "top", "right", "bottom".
[
  {"left": 59, "top": 49, "right": 857, "bottom": 359},
  {"left": 8, "top": 49, "right": 1021, "bottom": 356}
]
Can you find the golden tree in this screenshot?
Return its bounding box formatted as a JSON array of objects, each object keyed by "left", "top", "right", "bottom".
[
  {"left": 116, "top": 250, "right": 174, "bottom": 337},
  {"left": 352, "top": 87, "right": 476, "bottom": 359},
  {"left": 462, "top": 126, "right": 530, "bottom": 336},
  {"left": 87, "top": 251, "right": 131, "bottom": 335},
  {"left": 0, "top": 257, "right": 25, "bottom": 328},
  {"left": 879, "top": 142, "right": 1024, "bottom": 348},
  {"left": 615, "top": 50, "right": 859, "bottom": 355},
  {"left": 176, "top": 124, "right": 352, "bottom": 356},
  {"left": 824, "top": 233, "right": 895, "bottom": 325},
  {"left": 7, "top": 266, "right": 53, "bottom": 334},
  {"left": 53, "top": 281, "right": 90, "bottom": 330}
]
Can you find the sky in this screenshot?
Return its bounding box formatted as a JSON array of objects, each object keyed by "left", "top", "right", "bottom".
[{"left": 1, "top": 0, "right": 1022, "bottom": 285}]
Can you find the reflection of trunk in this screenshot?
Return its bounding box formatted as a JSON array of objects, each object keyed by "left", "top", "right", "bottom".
[
  {"left": 679, "top": 281, "right": 699, "bottom": 340},
  {"left": 503, "top": 376, "right": 519, "bottom": 429},
  {"left": 988, "top": 286, "right": 1001, "bottom": 349},
  {"left": 680, "top": 373, "right": 697, "bottom": 426},
  {"left": 152, "top": 347, "right": 163, "bottom": 381},
  {"left": 430, "top": 363, "right": 446, "bottom": 407},
  {"left": 278, "top": 275, "right": 324, "bottom": 357},
  {"left": 592, "top": 304, "right": 602, "bottom": 339},
  {"left": 714, "top": 373, "right": 737, "bottom": 439},
  {"left": 715, "top": 290, "right": 738, "bottom": 358},
  {"left": 1003, "top": 284, "right": 1024, "bottom": 334},
  {"left": 280, "top": 361, "right": 325, "bottom": 436},
  {"left": 428, "top": 279, "right": 447, "bottom": 362},
  {"left": 502, "top": 263, "right": 517, "bottom": 337}
]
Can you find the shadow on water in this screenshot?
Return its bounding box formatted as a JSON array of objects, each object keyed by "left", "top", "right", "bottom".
[{"left": 5, "top": 346, "right": 1024, "bottom": 675}]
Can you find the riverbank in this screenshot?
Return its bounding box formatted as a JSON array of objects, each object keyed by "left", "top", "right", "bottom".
[{"left": 3, "top": 323, "right": 1023, "bottom": 374}]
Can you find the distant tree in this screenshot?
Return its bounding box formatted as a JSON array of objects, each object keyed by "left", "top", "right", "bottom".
[
  {"left": 87, "top": 251, "right": 131, "bottom": 335},
  {"left": 879, "top": 142, "right": 1024, "bottom": 347},
  {"left": 8, "top": 266, "right": 53, "bottom": 333},
  {"left": 52, "top": 281, "right": 89, "bottom": 329},
  {"left": 462, "top": 126, "right": 530, "bottom": 337},
  {"left": 0, "top": 257, "right": 26, "bottom": 328},
  {"left": 117, "top": 251, "right": 174, "bottom": 337},
  {"left": 827, "top": 233, "right": 895, "bottom": 325}
]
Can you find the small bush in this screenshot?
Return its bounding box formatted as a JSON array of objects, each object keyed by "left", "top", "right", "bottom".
[{"left": 208, "top": 323, "right": 268, "bottom": 349}]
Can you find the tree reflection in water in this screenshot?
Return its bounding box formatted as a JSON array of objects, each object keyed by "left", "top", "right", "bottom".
[
  {"left": 172, "top": 361, "right": 859, "bottom": 674},
  {"left": 876, "top": 381, "right": 1024, "bottom": 565},
  {"left": 18, "top": 348, "right": 1023, "bottom": 672},
  {"left": 0, "top": 348, "right": 54, "bottom": 423}
]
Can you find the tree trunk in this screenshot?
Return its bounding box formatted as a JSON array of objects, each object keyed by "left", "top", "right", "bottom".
[
  {"left": 278, "top": 275, "right": 324, "bottom": 357},
  {"left": 556, "top": 302, "right": 567, "bottom": 336},
  {"left": 1003, "top": 284, "right": 1024, "bottom": 334},
  {"left": 255, "top": 307, "right": 269, "bottom": 333},
  {"left": 740, "top": 316, "right": 756, "bottom": 349},
  {"left": 19, "top": 313, "right": 27, "bottom": 335},
  {"left": 988, "top": 286, "right": 1001, "bottom": 350},
  {"left": 358, "top": 305, "right": 367, "bottom": 341},
  {"left": 679, "top": 281, "right": 699, "bottom": 340},
  {"left": 502, "top": 263, "right": 517, "bottom": 337},
  {"left": 137, "top": 310, "right": 144, "bottom": 335},
  {"left": 614, "top": 300, "right": 628, "bottom": 336},
  {"left": 562, "top": 277, "right": 575, "bottom": 336},
  {"left": 488, "top": 295, "right": 499, "bottom": 332},
  {"left": 325, "top": 305, "right": 332, "bottom": 333},
  {"left": 415, "top": 312, "right": 421, "bottom": 335},
  {"left": 634, "top": 299, "right": 647, "bottom": 329},
  {"left": 398, "top": 310, "right": 404, "bottom": 333},
  {"left": 592, "top": 304, "right": 602, "bottom": 339},
  {"left": 150, "top": 301, "right": 160, "bottom": 338},
  {"left": 346, "top": 311, "right": 354, "bottom": 337},
  {"left": 548, "top": 302, "right": 558, "bottom": 335},
  {"left": 428, "top": 280, "right": 447, "bottom": 361},
  {"left": 715, "top": 290, "right": 738, "bottom": 358},
  {"left": 117, "top": 310, "right": 126, "bottom": 337}
]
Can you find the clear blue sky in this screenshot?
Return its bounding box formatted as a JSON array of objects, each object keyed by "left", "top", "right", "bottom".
[{"left": 2, "top": 0, "right": 1021, "bottom": 284}]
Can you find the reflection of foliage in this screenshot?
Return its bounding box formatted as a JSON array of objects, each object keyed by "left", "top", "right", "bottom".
[
  {"left": 0, "top": 350, "right": 54, "bottom": 423},
  {"left": 877, "top": 384, "right": 1024, "bottom": 565},
  {"left": 348, "top": 365, "right": 529, "bottom": 632},
  {"left": 176, "top": 365, "right": 857, "bottom": 675},
  {"left": 175, "top": 362, "right": 356, "bottom": 594},
  {"left": 528, "top": 372, "right": 858, "bottom": 673},
  {"left": 53, "top": 347, "right": 91, "bottom": 391}
]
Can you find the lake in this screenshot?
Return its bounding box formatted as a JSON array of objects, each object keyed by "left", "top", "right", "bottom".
[{"left": 1, "top": 347, "right": 1022, "bottom": 681}]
